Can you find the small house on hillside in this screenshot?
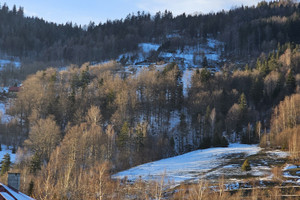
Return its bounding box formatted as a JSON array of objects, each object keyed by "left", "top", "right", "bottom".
[{"left": 8, "top": 87, "right": 20, "bottom": 93}]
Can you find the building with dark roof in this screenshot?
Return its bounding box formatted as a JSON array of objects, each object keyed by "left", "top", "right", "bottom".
[{"left": 0, "top": 173, "right": 34, "bottom": 200}]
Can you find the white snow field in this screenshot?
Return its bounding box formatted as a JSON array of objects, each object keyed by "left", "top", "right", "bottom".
[
  {"left": 113, "top": 144, "right": 292, "bottom": 185},
  {"left": 182, "top": 69, "right": 194, "bottom": 97},
  {"left": 0, "top": 59, "right": 21, "bottom": 70},
  {"left": 0, "top": 101, "right": 13, "bottom": 123},
  {"left": 113, "top": 144, "right": 262, "bottom": 184},
  {"left": 138, "top": 43, "right": 160, "bottom": 53},
  {"left": 118, "top": 38, "right": 224, "bottom": 67},
  {"left": 0, "top": 145, "right": 16, "bottom": 163},
  {"left": 0, "top": 102, "right": 16, "bottom": 164}
]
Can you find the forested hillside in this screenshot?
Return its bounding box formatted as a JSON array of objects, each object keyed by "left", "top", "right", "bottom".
[
  {"left": 0, "top": 41, "right": 297, "bottom": 198},
  {"left": 0, "top": 1, "right": 300, "bottom": 199},
  {"left": 0, "top": 1, "right": 300, "bottom": 64}
]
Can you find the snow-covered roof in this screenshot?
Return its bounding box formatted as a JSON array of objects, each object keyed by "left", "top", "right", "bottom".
[
  {"left": 0, "top": 184, "right": 34, "bottom": 200},
  {"left": 0, "top": 192, "right": 15, "bottom": 200},
  {"left": 0, "top": 87, "right": 9, "bottom": 93}
]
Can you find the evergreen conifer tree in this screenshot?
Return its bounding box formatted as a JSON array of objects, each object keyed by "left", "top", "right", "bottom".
[
  {"left": 238, "top": 93, "right": 248, "bottom": 130},
  {"left": 200, "top": 68, "right": 211, "bottom": 83},
  {"left": 12, "top": 146, "right": 16, "bottom": 154},
  {"left": 286, "top": 70, "right": 296, "bottom": 94},
  {"left": 27, "top": 180, "right": 34, "bottom": 196},
  {"left": 0, "top": 153, "right": 11, "bottom": 175},
  {"left": 250, "top": 78, "right": 263, "bottom": 107},
  {"left": 30, "top": 152, "right": 41, "bottom": 174},
  {"left": 118, "top": 122, "right": 129, "bottom": 148},
  {"left": 239, "top": 93, "right": 247, "bottom": 113},
  {"left": 202, "top": 56, "right": 208, "bottom": 67}
]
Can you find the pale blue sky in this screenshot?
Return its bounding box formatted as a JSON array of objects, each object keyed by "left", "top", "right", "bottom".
[{"left": 0, "top": 0, "right": 271, "bottom": 25}]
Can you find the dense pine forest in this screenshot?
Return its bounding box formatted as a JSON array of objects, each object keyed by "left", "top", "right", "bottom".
[
  {"left": 0, "top": 0, "right": 300, "bottom": 199},
  {"left": 0, "top": 1, "right": 300, "bottom": 64}
]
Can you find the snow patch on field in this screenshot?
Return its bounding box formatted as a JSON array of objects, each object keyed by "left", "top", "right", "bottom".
[
  {"left": 207, "top": 38, "right": 223, "bottom": 49},
  {"left": 0, "top": 145, "right": 16, "bottom": 163},
  {"left": 266, "top": 150, "right": 289, "bottom": 158},
  {"left": 0, "top": 59, "right": 21, "bottom": 70},
  {"left": 58, "top": 66, "right": 68, "bottom": 72},
  {"left": 251, "top": 166, "right": 271, "bottom": 177},
  {"left": 282, "top": 164, "right": 300, "bottom": 182},
  {"left": 0, "top": 102, "right": 13, "bottom": 123},
  {"left": 113, "top": 143, "right": 261, "bottom": 184},
  {"left": 119, "top": 38, "right": 224, "bottom": 68},
  {"left": 0, "top": 87, "right": 9, "bottom": 93},
  {"left": 168, "top": 111, "right": 181, "bottom": 130},
  {"left": 283, "top": 164, "right": 298, "bottom": 171},
  {"left": 182, "top": 69, "right": 194, "bottom": 97},
  {"left": 283, "top": 172, "right": 300, "bottom": 179},
  {"left": 223, "top": 164, "right": 239, "bottom": 169},
  {"left": 138, "top": 43, "right": 160, "bottom": 53}
]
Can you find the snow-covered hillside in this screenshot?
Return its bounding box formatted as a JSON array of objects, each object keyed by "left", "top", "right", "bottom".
[
  {"left": 0, "top": 145, "right": 16, "bottom": 163},
  {"left": 182, "top": 69, "right": 194, "bottom": 97},
  {"left": 118, "top": 38, "right": 224, "bottom": 67},
  {"left": 0, "top": 101, "right": 13, "bottom": 123},
  {"left": 113, "top": 144, "right": 289, "bottom": 184},
  {"left": 0, "top": 59, "right": 20, "bottom": 70},
  {"left": 138, "top": 43, "right": 160, "bottom": 53},
  {"left": 117, "top": 38, "right": 224, "bottom": 98}
]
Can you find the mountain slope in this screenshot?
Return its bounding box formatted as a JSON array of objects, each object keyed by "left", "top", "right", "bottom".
[
  {"left": 113, "top": 144, "right": 289, "bottom": 185},
  {"left": 0, "top": 1, "right": 299, "bottom": 64}
]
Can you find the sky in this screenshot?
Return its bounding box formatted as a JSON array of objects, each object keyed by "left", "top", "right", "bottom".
[{"left": 0, "top": 0, "right": 272, "bottom": 25}]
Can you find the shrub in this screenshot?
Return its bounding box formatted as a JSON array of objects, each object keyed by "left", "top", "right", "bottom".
[{"left": 241, "top": 159, "right": 251, "bottom": 171}]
